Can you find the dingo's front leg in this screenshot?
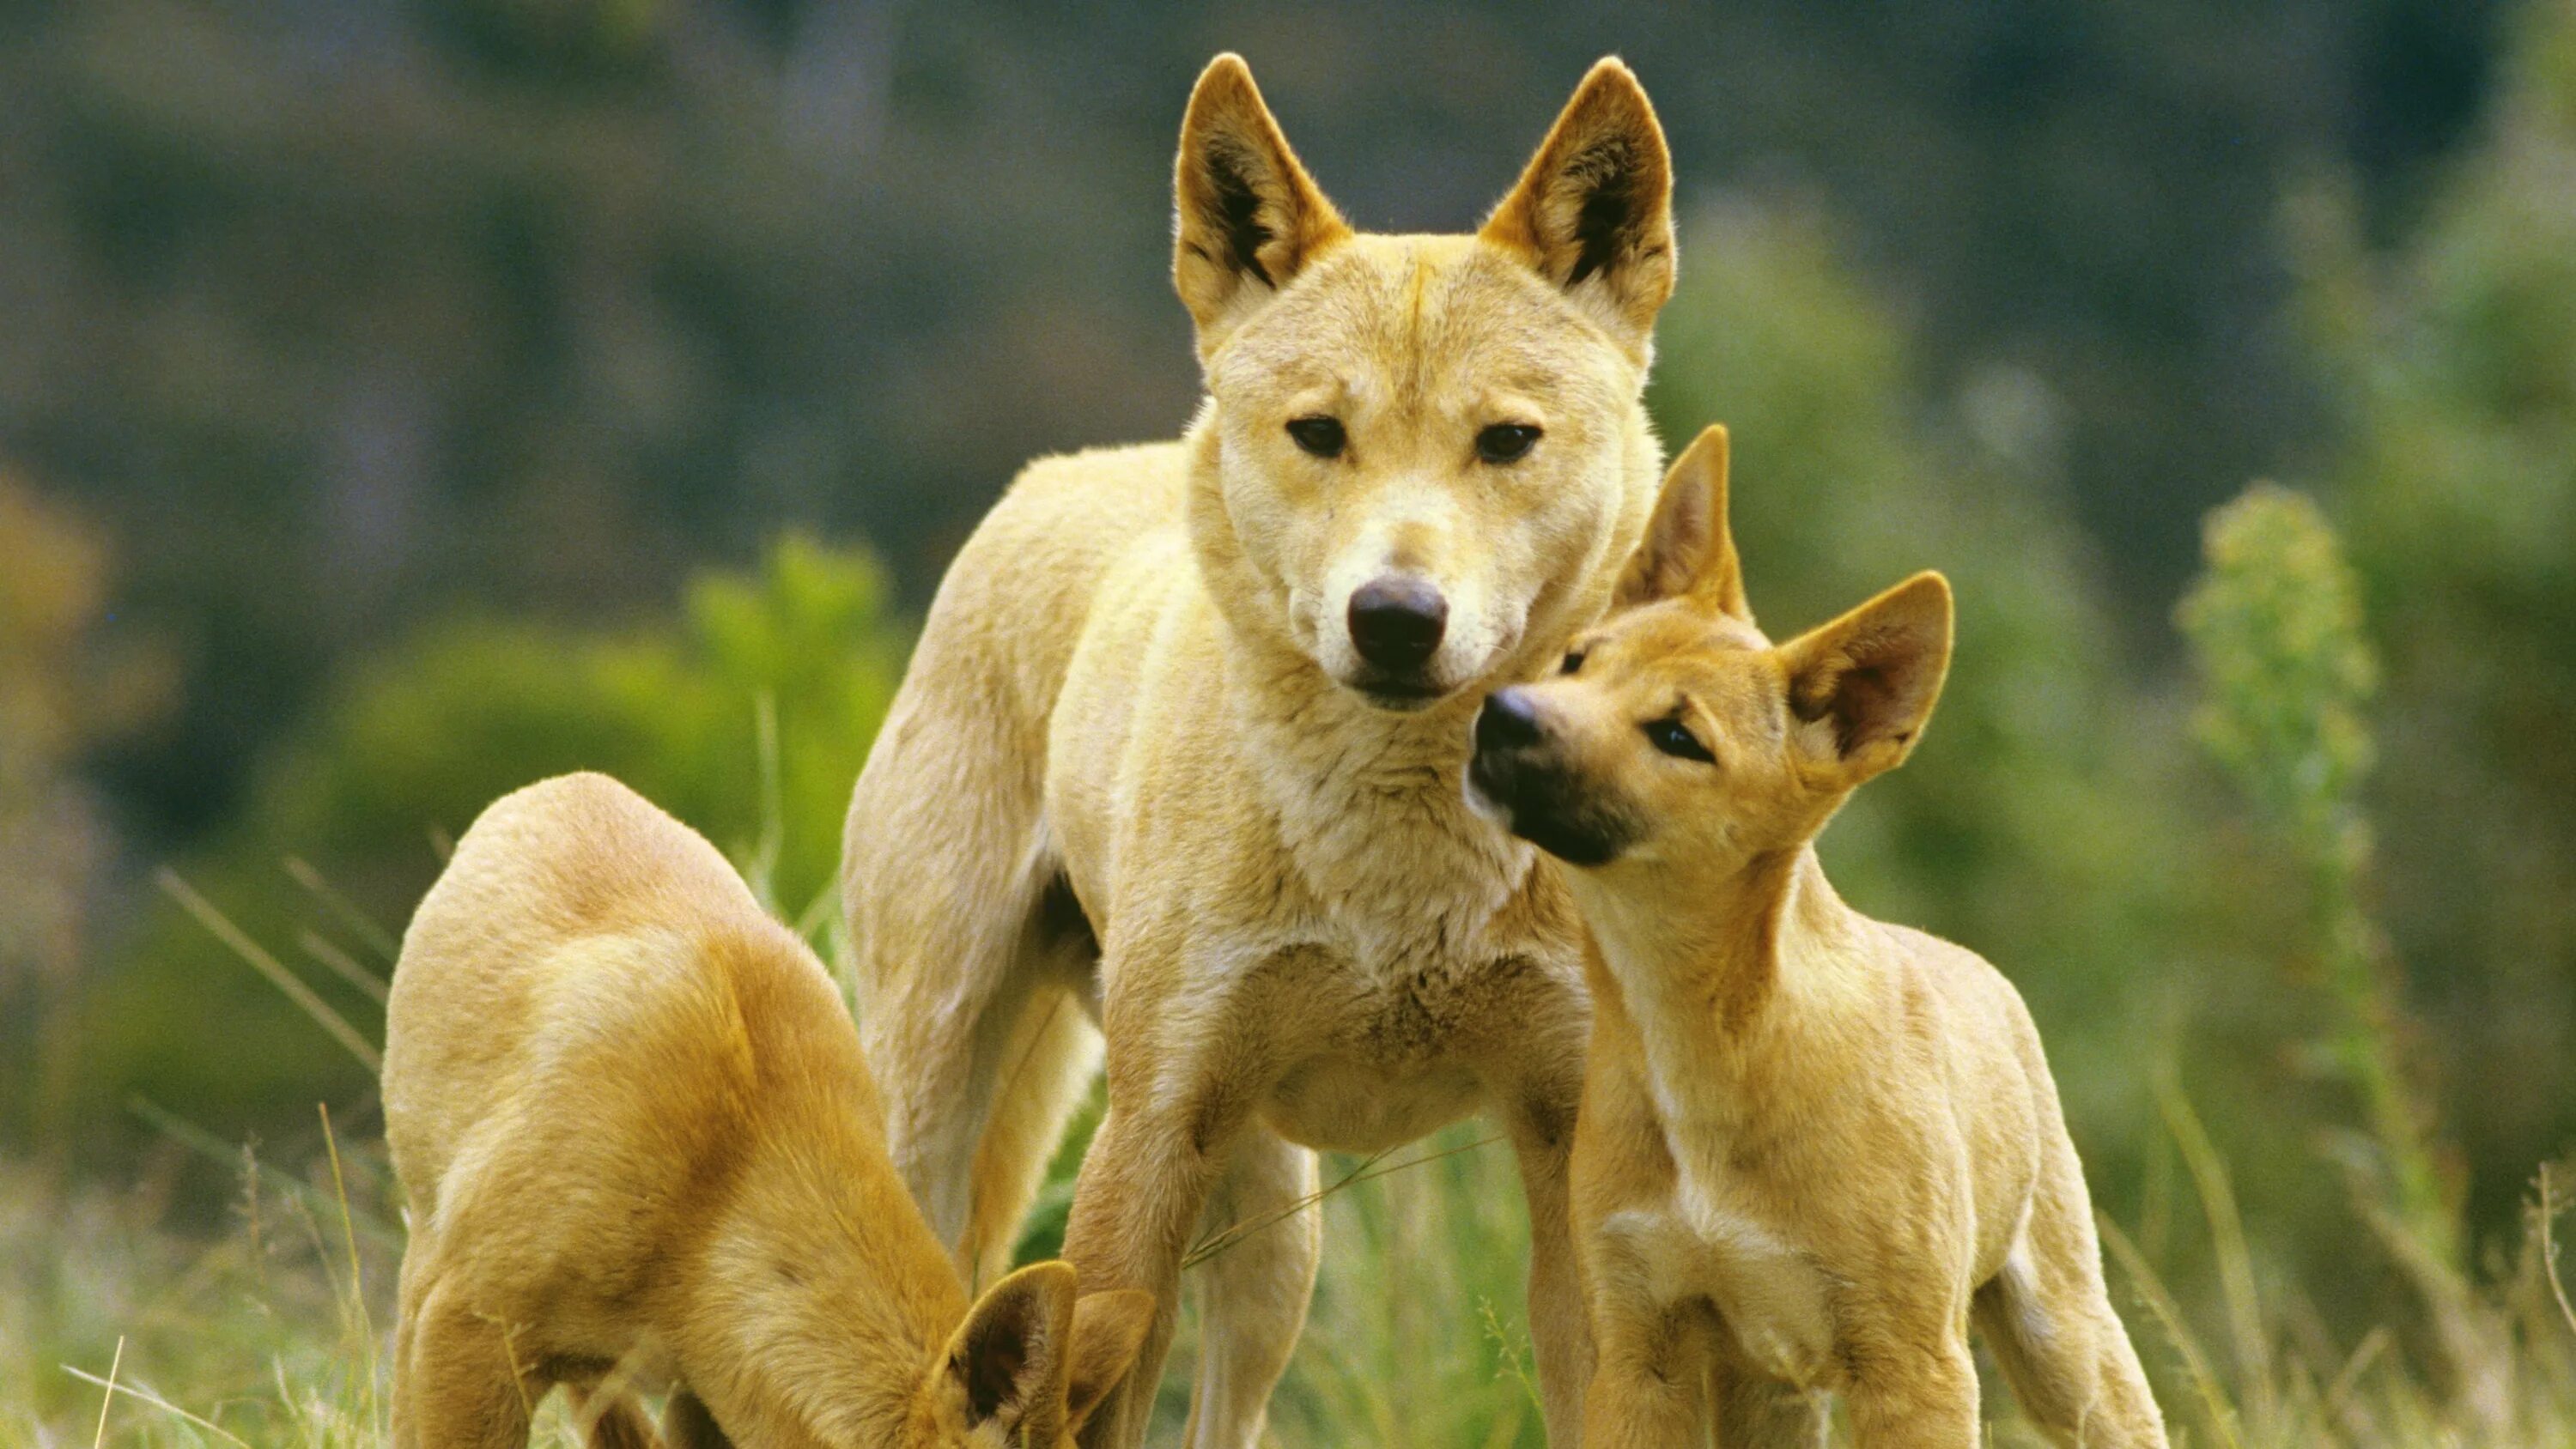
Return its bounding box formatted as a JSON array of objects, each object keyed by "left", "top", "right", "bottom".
[
  {"left": 1511, "top": 1094, "right": 1595, "bottom": 1446},
  {"left": 1061, "top": 1090, "right": 1236, "bottom": 1449}
]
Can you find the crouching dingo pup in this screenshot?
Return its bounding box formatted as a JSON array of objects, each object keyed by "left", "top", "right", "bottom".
[
  {"left": 1467, "top": 430, "right": 2169, "bottom": 1446},
  {"left": 843, "top": 53, "right": 1697, "bottom": 1446},
  {"left": 383, "top": 773, "right": 1152, "bottom": 1448}
]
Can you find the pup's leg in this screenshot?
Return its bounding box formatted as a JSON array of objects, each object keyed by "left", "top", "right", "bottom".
[
  {"left": 391, "top": 1248, "right": 430, "bottom": 1449},
  {"left": 564, "top": 1385, "right": 660, "bottom": 1449},
  {"left": 660, "top": 1389, "right": 731, "bottom": 1449},
  {"left": 1510, "top": 1102, "right": 1595, "bottom": 1446},
  {"left": 843, "top": 688, "right": 1081, "bottom": 1276},
  {"left": 1973, "top": 1138, "right": 2168, "bottom": 1446},
  {"left": 1711, "top": 1368, "right": 1827, "bottom": 1447},
  {"left": 1580, "top": 1309, "right": 1708, "bottom": 1448},
  {"left": 1181, "top": 1125, "right": 1321, "bottom": 1449},
  {"left": 1844, "top": 1336, "right": 1978, "bottom": 1448},
  {"left": 398, "top": 1281, "right": 537, "bottom": 1449}
]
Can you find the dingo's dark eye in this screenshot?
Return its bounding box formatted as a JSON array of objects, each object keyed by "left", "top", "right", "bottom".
[
  {"left": 1287, "top": 416, "right": 1346, "bottom": 458},
  {"left": 1643, "top": 716, "right": 1716, "bottom": 764},
  {"left": 1476, "top": 423, "right": 1541, "bottom": 464},
  {"left": 1560, "top": 650, "right": 1586, "bottom": 676}
]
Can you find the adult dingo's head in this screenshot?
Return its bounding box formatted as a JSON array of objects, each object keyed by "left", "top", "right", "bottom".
[{"left": 1177, "top": 55, "right": 1677, "bottom": 712}]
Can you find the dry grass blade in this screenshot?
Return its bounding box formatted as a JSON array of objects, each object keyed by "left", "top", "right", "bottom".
[
  {"left": 88, "top": 1337, "right": 122, "bottom": 1449},
  {"left": 60, "top": 1364, "right": 254, "bottom": 1449},
  {"left": 1183, "top": 1134, "right": 1504, "bottom": 1270},
  {"left": 319, "top": 1101, "right": 381, "bottom": 1435},
  {"left": 2157, "top": 1069, "right": 2275, "bottom": 1431},
  {"left": 159, "top": 870, "right": 382, "bottom": 1074},
  {"left": 2543, "top": 1163, "right": 2576, "bottom": 1343},
  {"left": 284, "top": 856, "right": 403, "bottom": 964},
  {"left": 300, "top": 930, "right": 390, "bottom": 1005},
  {"left": 2099, "top": 1213, "right": 2247, "bottom": 1449}
]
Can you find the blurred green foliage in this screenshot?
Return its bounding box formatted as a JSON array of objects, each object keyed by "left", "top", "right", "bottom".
[
  {"left": 2181, "top": 485, "right": 2450, "bottom": 1272},
  {"left": 2289, "top": 0, "right": 2576, "bottom": 1240},
  {"left": 65, "top": 537, "right": 906, "bottom": 1165},
  {"left": 0, "top": 478, "right": 172, "bottom": 1154},
  {"left": 0, "top": 0, "right": 2503, "bottom": 843}
]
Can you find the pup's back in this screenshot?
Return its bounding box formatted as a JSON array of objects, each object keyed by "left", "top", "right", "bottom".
[{"left": 385, "top": 771, "right": 877, "bottom": 1226}]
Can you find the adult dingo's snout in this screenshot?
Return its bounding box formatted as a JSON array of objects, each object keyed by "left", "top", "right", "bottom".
[{"left": 1347, "top": 574, "right": 1449, "bottom": 688}]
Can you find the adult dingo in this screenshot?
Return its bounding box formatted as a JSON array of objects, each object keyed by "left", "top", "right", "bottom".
[{"left": 842, "top": 53, "right": 1688, "bottom": 1446}]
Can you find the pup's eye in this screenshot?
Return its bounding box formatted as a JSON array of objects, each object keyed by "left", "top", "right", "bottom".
[
  {"left": 1643, "top": 716, "right": 1716, "bottom": 764},
  {"left": 1286, "top": 415, "right": 1347, "bottom": 458},
  {"left": 1475, "top": 423, "right": 1541, "bottom": 464},
  {"left": 1560, "top": 650, "right": 1587, "bottom": 676}
]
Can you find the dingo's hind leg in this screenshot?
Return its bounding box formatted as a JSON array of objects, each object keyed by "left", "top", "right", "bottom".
[
  {"left": 1182, "top": 1125, "right": 1321, "bottom": 1449},
  {"left": 845, "top": 672, "right": 1095, "bottom": 1277},
  {"left": 963, "top": 963, "right": 1104, "bottom": 1291}
]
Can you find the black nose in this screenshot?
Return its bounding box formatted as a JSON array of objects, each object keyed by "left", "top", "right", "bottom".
[
  {"left": 1476, "top": 688, "right": 1545, "bottom": 753},
  {"left": 1347, "top": 577, "right": 1449, "bottom": 673}
]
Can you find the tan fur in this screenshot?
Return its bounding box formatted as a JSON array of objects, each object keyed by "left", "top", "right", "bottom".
[
  {"left": 841, "top": 55, "right": 1690, "bottom": 1447},
  {"left": 1468, "top": 429, "right": 2169, "bottom": 1446},
  {"left": 382, "top": 773, "right": 1153, "bottom": 1449}
]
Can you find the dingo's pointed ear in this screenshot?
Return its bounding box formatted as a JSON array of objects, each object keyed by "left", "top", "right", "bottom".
[
  {"left": 940, "top": 1261, "right": 1077, "bottom": 1437},
  {"left": 1481, "top": 58, "right": 1676, "bottom": 361},
  {"left": 1174, "top": 54, "right": 1352, "bottom": 355},
  {"left": 1779, "top": 573, "right": 1952, "bottom": 785},
  {"left": 1616, "top": 425, "right": 1748, "bottom": 618},
  {"left": 1062, "top": 1289, "right": 1157, "bottom": 1434}
]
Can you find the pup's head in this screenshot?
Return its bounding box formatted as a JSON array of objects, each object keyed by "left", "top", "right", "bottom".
[
  {"left": 905, "top": 1262, "right": 1154, "bottom": 1447},
  {"left": 1467, "top": 426, "right": 1953, "bottom": 870},
  {"left": 1176, "top": 54, "right": 1677, "bottom": 710}
]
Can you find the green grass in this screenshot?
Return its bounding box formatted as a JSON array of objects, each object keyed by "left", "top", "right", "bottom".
[
  {"left": 12, "top": 1113, "right": 2576, "bottom": 1446},
  {"left": 13, "top": 796, "right": 2576, "bottom": 1445}
]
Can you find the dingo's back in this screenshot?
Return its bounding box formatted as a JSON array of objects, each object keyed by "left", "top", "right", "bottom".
[{"left": 384, "top": 773, "right": 1151, "bottom": 1449}]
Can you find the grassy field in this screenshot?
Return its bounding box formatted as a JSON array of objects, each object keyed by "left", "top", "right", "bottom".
[{"left": 9, "top": 968, "right": 2576, "bottom": 1446}]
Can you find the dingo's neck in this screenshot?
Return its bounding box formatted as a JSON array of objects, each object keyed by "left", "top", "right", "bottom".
[
  {"left": 1573, "top": 848, "right": 1878, "bottom": 1120},
  {"left": 1231, "top": 643, "right": 1543, "bottom": 956}
]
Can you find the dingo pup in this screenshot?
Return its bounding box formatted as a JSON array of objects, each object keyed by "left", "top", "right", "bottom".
[
  {"left": 383, "top": 773, "right": 1153, "bottom": 1449},
  {"left": 1467, "top": 429, "right": 2168, "bottom": 1446},
  {"left": 842, "top": 53, "right": 1688, "bottom": 1446}
]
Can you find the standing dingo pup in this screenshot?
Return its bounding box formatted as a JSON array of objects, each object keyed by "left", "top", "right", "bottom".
[
  {"left": 843, "top": 53, "right": 1702, "bottom": 1446},
  {"left": 1467, "top": 429, "right": 2169, "bottom": 1446},
  {"left": 383, "top": 773, "right": 1152, "bottom": 1449}
]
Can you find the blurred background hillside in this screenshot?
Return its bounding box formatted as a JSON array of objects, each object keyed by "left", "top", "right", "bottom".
[{"left": 5, "top": 0, "right": 2576, "bottom": 1443}]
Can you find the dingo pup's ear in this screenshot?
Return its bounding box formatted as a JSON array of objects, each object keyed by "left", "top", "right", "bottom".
[
  {"left": 1061, "top": 1288, "right": 1157, "bottom": 1434},
  {"left": 1482, "top": 58, "right": 1677, "bottom": 361},
  {"left": 1616, "top": 425, "right": 1748, "bottom": 618},
  {"left": 1778, "top": 573, "right": 1953, "bottom": 786},
  {"left": 1174, "top": 54, "right": 1352, "bottom": 356},
  {"left": 939, "top": 1261, "right": 1078, "bottom": 1436}
]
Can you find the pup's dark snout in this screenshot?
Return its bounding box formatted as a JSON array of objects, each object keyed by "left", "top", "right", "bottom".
[
  {"left": 1348, "top": 577, "right": 1448, "bottom": 672},
  {"left": 1475, "top": 687, "right": 1546, "bottom": 754}
]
